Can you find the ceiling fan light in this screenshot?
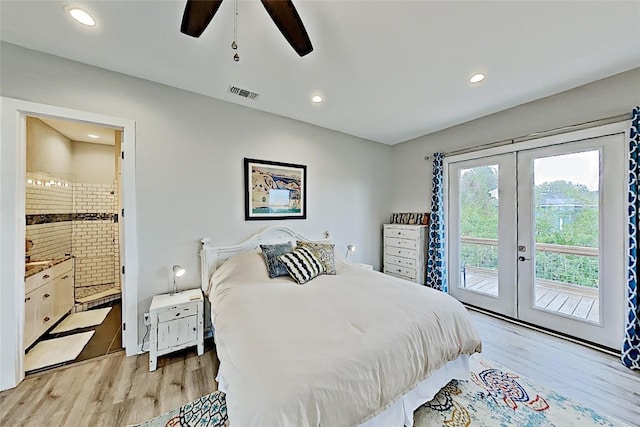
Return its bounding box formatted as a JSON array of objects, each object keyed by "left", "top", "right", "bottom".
[
  {"left": 469, "top": 73, "right": 486, "bottom": 84},
  {"left": 68, "top": 8, "right": 96, "bottom": 27}
]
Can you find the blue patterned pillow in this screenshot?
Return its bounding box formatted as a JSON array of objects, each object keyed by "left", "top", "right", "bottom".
[
  {"left": 260, "top": 242, "right": 294, "bottom": 278},
  {"left": 278, "top": 247, "right": 325, "bottom": 284}
]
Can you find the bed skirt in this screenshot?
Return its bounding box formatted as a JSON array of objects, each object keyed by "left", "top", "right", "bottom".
[{"left": 216, "top": 355, "right": 470, "bottom": 427}]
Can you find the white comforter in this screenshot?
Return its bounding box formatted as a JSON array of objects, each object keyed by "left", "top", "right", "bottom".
[{"left": 209, "top": 252, "right": 482, "bottom": 427}]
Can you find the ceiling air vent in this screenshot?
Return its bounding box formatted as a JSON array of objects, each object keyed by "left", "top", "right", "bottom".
[{"left": 228, "top": 86, "right": 259, "bottom": 101}]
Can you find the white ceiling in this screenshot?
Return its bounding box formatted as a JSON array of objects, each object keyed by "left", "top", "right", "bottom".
[
  {"left": 39, "top": 117, "right": 116, "bottom": 145},
  {"left": 2, "top": 1, "right": 639, "bottom": 145}
]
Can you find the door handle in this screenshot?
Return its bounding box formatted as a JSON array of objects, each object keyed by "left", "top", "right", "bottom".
[{"left": 518, "top": 256, "right": 530, "bottom": 261}]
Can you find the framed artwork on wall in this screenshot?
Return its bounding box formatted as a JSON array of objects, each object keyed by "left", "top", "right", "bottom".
[{"left": 244, "top": 158, "right": 307, "bottom": 220}]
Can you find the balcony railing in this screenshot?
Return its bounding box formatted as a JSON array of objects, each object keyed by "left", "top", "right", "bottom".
[
  {"left": 460, "top": 236, "right": 599, "bottom": 288},
  {"left": 459, "top": 236, "right": 600, "bottom": 321}
]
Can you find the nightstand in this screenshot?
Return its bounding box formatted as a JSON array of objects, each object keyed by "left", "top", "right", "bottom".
[{"left": 149, "top": 288, "right": 204, "bottom": 371}]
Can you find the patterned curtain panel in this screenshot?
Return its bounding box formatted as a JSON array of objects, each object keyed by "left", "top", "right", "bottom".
[
  {"left": 426, "top": 153, "right": 447, "bottom": 292},
  {"left": 622, "top": 107, "right": 640, "bottom": 370}
]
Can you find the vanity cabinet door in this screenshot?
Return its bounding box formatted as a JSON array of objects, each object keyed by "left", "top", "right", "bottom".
[
  {"left": 24, "top": 291, "right": 38, "bottom": 349},
  {"left": 53, "top": 271, "right": 74, "bottom": 319},
  {"left": 35, "top": 283, "right": 54, "bottom": 336}
]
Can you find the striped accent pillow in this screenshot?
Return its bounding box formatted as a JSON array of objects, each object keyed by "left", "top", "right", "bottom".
[{"left": 278, "top": 247, "right": 325, "bottom": 284}]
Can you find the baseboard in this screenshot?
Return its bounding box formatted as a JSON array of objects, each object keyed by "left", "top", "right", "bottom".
[{"left": 464, "top": 304, "right": 621, "bottom": 357}]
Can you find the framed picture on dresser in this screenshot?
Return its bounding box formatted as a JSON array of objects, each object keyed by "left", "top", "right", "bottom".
[{"left": 244, "top": 158, "right": 307, "bottom": 220}]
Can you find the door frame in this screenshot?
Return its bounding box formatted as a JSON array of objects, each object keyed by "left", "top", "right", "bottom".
[
  {"left": 0, "top": 97, "right": 140, "bottom": 391},
  {"left": 444, "top": 121, "right": 630, "bottom": 346}
]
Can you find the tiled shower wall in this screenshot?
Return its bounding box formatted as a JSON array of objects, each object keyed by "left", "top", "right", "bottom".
[
  {"left": 25, "top": 173, "right": 120, "bottom": 300},
  {"left": 72, "top": 182, "right": 120, "bottom": 299},
  {"left": 25, "top": 173, "right": 73, "bottom": 260}
]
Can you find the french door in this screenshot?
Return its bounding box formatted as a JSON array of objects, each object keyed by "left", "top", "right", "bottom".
[{"left": 447, "top": 126, "right": 627, "bottom": 349}]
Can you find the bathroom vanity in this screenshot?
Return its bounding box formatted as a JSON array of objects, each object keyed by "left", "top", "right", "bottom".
[{"left": 24, "top": 258, "right": 74, "bottom": 349}]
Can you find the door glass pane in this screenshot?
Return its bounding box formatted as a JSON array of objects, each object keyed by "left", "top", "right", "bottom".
[
  {"left": 459, "top": 165, "right": 499, "bottom": 296},
  {"left": 533, "top": 150, "right": 600, "bottom": 322}
]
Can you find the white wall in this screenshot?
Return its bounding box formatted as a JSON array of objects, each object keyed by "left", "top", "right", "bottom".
[
  {"left": 26, "top": 117, "right": 72, "bottom": 176},
  {"left": 390, "top": 68, "right": 640, "bottom": 212},
  {"left": 71, "top": 140, "right": 115, "bottom": 185},
  {"left": 0, "top": 42, "right": 393, "bottom": 349}
]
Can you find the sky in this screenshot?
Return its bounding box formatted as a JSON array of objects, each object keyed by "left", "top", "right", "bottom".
[{"left": 534, "top": 150, "right": 599, "bottom": 191}]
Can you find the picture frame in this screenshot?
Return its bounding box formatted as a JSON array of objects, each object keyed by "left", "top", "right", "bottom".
[{"left": 244, "top": 158, "right": 307, "bottom": 220}]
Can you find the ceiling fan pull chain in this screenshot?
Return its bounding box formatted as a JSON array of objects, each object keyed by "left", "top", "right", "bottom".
[{"left": 232, "top": 0, "right": 239, "bottom": 62}]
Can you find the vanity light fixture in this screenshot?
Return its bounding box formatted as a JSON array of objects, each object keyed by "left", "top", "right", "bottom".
[
  {"left": 171, "top": 265, "right": 186, "bottom": 295},
  {"left": 68, "top": 8, "right": 96, "bottom": 27},
  {"left": 88, "top": 134, "right": 99, "bottom": 139},
  {"left": 311, "top": 95, "right": 323, "bottom": 103},
  {"left": 27, "top": 179, "right": 33, "bottom": 184},
  {"left": 469, "top": 73, "right": 486, "bottom": 84}
]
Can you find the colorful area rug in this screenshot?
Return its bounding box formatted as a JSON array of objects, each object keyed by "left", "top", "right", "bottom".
[{"left": 129, "top": 356, "right": 627, "bottom": 427}]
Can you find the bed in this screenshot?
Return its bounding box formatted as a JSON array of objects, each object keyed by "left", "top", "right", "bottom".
[{"left": 200, "top": 226, "right": 482, "bottom": 426}]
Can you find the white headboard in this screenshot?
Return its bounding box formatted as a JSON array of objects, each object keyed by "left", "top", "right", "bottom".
[{"left": 200, "top": 226, "right": 332, "bottom": 293}]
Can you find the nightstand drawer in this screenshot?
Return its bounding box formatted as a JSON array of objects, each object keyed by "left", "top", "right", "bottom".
[
  {"left": 156, "top": 303, "right": 199, "bottom": 323},
  {"left": 385, "top": 254, "right": 416, "bottom": 269},
  {"left": 157, "top": 315, "right": 198, "bottom": 351}
]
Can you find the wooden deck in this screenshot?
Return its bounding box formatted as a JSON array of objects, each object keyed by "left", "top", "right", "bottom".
[{"left": 462, "top": 267, "right": 600, "bottom": 322}]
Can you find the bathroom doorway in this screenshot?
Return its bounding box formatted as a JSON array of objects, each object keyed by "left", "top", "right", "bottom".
[
  {"left": 1, "top": 97, "right": 138, "bottom": 391},
  {"left": 23, "top": 116, "right": 124, "bottom": 373}
]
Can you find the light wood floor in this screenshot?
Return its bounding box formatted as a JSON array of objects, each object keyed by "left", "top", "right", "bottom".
[{"left": 1, "top": 311, "right": 638, "bottom": 426}]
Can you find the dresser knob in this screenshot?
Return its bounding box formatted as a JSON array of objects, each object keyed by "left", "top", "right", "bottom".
[
  {"left": 43, "top": 316, "right": 50, "bottom": 322},
  {"left": 43, "top": 293, "right": 50, "bottom": 299}
]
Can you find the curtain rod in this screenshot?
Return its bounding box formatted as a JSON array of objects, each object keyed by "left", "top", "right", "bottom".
[{"left": 424, "top": 112, "right": 632, "bottom": 160}]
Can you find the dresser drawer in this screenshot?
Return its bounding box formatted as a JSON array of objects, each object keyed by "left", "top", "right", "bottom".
[
  {"left": 385, "top": 246, "right": 417, "bottom": 259},
  {"left": 384, "top": 236, "right": 418, "bottom": 250},
  {"left": 385, "top": 254, "right": 416, "bottom": 269},
  {"left": 157, "top": 302, "right": 199, "bottom": 323},
  {"left": 384, "top": 264, "right": 416, "bottom": 280},
  {"left": 383, "top": 227, "right": 418, "bottom": 240}
]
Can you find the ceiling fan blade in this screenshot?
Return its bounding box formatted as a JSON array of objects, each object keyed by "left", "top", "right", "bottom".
[
  {"left": 181, "top": 0, "right": 224, "bottom": 38},
  {"left": 260, "top": 0, "right": 313, "bottom": 57}
]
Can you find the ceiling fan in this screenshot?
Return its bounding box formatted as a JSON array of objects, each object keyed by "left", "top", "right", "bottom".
[{"left": 180, "top": 0, "right": 313, "bottom": 57}]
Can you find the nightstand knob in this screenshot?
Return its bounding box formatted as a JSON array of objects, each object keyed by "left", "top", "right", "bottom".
[
  {"left": 193, "top": 328, "right": 196, "bottom": 331},
  {"left": 176, "top": 313, "right": 181, "bottom": 317}
]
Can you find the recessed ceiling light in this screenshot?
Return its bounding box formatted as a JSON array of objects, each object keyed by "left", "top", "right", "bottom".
[
  {"left": 88, "top": 134, "right": 99, "bottom": 139},
  {"left": 68, "top": 8, "right": 96, "bottom": 27},
  {"left": 311, "top": 95, "right": 323, "bottom": 103},
  {"left": 469, "top": 73, "right": 486, "bottom": 84}
]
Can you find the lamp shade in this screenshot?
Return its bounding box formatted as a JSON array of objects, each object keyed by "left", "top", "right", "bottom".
[
  {"left": 173, "top": 265, "right": 186, "bottom": 278},
  {"left": 347, "top": 245, "right": 356, "bottom": 252}
]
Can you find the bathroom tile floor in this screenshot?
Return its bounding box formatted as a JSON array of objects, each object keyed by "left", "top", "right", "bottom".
[{"left": 26, "top": 300, "right": 122, "bottom": 374}]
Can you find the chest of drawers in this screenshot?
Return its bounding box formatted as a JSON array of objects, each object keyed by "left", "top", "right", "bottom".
[{"left": 383, "top": 224, "right": 428, "bottom": 284}]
